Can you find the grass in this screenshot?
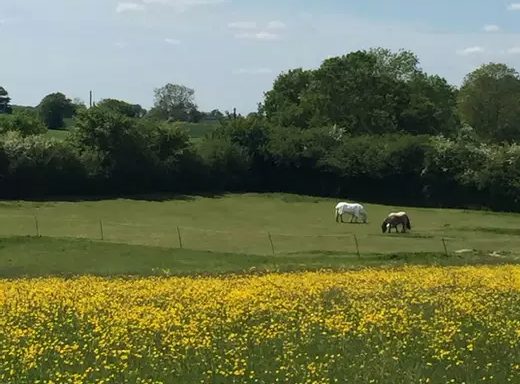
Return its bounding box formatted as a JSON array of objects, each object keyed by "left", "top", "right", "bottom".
[
  {"left": 172, "top": 120, "right": 219, "bottom": 138},
  {"left": 45, "top": 129, "right": 70, "bottom": 140},
  {"left": 3, "top": 266, "right": 519, "bottom": 383},
  {"left": 2, "top": 194, "right": 519, "bottom": 383},
  {"left": 44, "top": 120, "right": 218, "bottom": 142},
  {"left": 0, "top": 193, "right": 520, "bottom": 277},
  {"left": 0, "top": 236, "right": 510, "bottom": 278},
  {"left": 2, "top": 193, "right": 520, "bottom": 256}
]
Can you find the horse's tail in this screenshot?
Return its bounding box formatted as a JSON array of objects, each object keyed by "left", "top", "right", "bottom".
[
  {"left": 335, "top": 207, "right": 339, "bottom": 222},
  {"left": 406, "top": 215, "right": 411, "bottom": 230}
]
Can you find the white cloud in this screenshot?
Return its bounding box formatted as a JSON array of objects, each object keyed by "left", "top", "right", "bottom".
[
  {"left": 267, "top": 21, "right": 286, "bottom": 30},
  {"left": 456, "top": 46, "right": 485, "bottom": 55},
  {"left": 233, "top": 68, "right": 273, "bottom": 75},
  {"left": 228, "top": 21, "right": 257, "bottom": 29},
  {"left": 235, "top": 31, "right": 279, "bottom": 40},
  {"left": 507, "top": 47, "right": 520, "bottom": 54},
  {"left": 116, "top": 2, "right": 146, "bottom": 13},
  {"left": 483, "top": 24, "right": 500, "bottom": 32},
  {"left": 115, "top": 42, "right": 129, "bottom": 48},
  {"left": 507, "top": 3, "right": 520, "bottom": 10},
  {"left": 164, "top": 38, "right": 181, "bottom": 45}
]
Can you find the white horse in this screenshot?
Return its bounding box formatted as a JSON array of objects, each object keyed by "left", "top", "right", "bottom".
[{"left": 335, "top": 202, "right": 368, "bottom": 223}]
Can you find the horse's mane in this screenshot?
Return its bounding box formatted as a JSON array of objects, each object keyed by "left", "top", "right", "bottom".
[{"left": 388, "top": 211, "right": 407, "bottom": 217}]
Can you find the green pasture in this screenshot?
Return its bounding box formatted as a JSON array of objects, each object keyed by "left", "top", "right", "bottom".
[
  {"left": 0, "top": 193, "right": 519, "bottom": 277},
  {"left": 45, "top": 129, "right": 70, "bottom": 140},
  {"left": 44, "top": 120, "right": 218, "bottom": 142}
]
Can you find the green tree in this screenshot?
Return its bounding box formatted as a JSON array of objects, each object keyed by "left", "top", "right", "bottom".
[
  {"left": 399, "top": 73, "right": 460, "bottom": 135},
  {"left": 261, "top": 68, "right": 314, "bottom": 128},
  {"left": 150, "top": 83, "right": 200, "bottom": 122},
  {"left": 38, "top": 92, "right": 75, "bottom": 129},
  {"left": 97, "top": 98, "right": 146, "bottom": 118},
  {"left": 0, "top": 87, "right": 12, "bottom": 114},
  {"left": 0, "top": 109, "right": 46, "bottom": 136},
  {"left": 458, "top": 63, "right": 520, "bottom": 142},
  {"left": 308, "top": 50, "right": 409, "bottom": 133},
  {"left": 70, "top": 107, "right": 151, "bottom": 178},
  {"left": 261, "top": 48, "right": 459, "bottom": 136}
]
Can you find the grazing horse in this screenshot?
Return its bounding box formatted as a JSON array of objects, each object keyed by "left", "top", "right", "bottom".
[
  {"left": 335, "top": 202, "right": 368, "bottom": 223},
  {"left": 382, "top": 212, "right": 411, "bottom": 233}
]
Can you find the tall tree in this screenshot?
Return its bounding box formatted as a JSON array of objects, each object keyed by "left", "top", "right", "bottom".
[
  {"left": 261, "top": 68, "right": 314, "bottom": 128},
  {"left": 458, "top": 63, "right": 520, "bottom": 142},
  {"left": 97, "top": 98, "right": 146, "bottom": 118},
  {"left": 0, "top": 86, "right": 12, "bottom": 114},
  {"left": 261, "top": 48, "right": 459, "bottom": 136},
  {"left": 38, "top": 92, "right": 75, "bottom": 129},
  {"left": 399, "top": 73, "right": 460, "bottom": 135},
  {"left": 150, "top": 83, "right": 199, "bottom": 122}
]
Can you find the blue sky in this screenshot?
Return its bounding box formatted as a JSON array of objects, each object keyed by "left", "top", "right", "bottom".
[{"left": 2, "top": 0, "right": 520, "bottom": 113}]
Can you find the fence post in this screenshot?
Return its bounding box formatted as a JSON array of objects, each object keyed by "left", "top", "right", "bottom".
[
  {"left": 99, "top": 219, "right": 104, "bottom": 240},
  {"left": 441, "top": 238, "right": 449, "bottom": 257},
  {"left": 353, "top": 234, "right": 361, "bottom": 259},
  {"left": 34, "top": 216, "right": 40, "bottom": 237},
  {"left": 177, "top": 226, "right": 183, "bottom": 249},
  {"left": 267, "top": 232, "right": 276, "bottom": 256}
]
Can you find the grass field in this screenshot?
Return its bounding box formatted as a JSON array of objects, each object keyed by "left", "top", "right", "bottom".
[
  {"left": 1, "top": 193, "right": 520, "bottom": 276},
  {"left": 44, "top": 120, "right": 218, "bottom": 143},
  {"left": 45, "top": 129, "right": 70, "bottom": 140},
  {"left": 2, "top": 193, "right": 520, "bottom": 383},
  {"left": 2, "top": 266, "right": 519, "bottom": 383}
]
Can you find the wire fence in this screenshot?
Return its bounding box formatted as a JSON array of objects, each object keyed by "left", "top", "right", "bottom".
[{"left": 2, "top": 213, "right": 520, "bottom": 257}]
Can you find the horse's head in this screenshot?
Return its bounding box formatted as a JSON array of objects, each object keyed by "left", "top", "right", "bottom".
[{"left": 381, "top": 219, "right": 389, "bottom": 233}]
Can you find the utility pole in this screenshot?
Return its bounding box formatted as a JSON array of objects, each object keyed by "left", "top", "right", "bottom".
[
  {"left": 89, "top": 90, "right": 93, "bottom": 108},
  {"left": 233, "top": 107, "right": 237, "bottom": 120}
]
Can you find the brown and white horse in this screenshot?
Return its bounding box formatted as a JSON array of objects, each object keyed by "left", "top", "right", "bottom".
[{"left": 381, "top": 212, "right": 411, "bottom": 233}]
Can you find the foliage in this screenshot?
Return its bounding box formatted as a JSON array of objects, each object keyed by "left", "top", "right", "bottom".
[
  {"left": 0, "top": 266, "right": 518, "bottom": 383},
  {"left": 97, "top": 98, "right": 146, "bottom": 118},
  {"left": 0, "top": 109, "right": 47, "bottom": 136},
  {"left": 0, "top": 86, "right": 12, "bottom": 114},
  {"left": 70, "top": 107, "right": 154, "bottom": 182},
  {"left": 458, "top": 63, "right": 520, "bottom": 142},
  {"left": 2, "top": 48, "right": 520, "bottom": 210},
  {"left": 37, "top": 92, "right": 75, "bottom": 129},
  {"left": 261, "top": 49, "right": 460, "bottom": 137},
  {"left": 150, "top": 83, "right": 201, "bottom": 122},
  {"left": 0, "top": 132, "right": 85, "bottom": 196}
]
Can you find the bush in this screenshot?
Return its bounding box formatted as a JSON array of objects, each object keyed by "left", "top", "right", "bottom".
[
  {"left": 0, "top": 110, "right": 47, "bottom": 136},
  {"left": 0, "top": 132, "right": 86, "bottom": 197}
]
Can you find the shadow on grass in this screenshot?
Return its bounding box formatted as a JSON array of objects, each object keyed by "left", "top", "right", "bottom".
[
  {"left": 456, "top": 226, "right": 520, "bottom": 236},
  {"left": 0, "top": 236, "right": 518, "bottom": 279},
  {"left": 0, "top": 192, "right": 226, "bottom": 203}
]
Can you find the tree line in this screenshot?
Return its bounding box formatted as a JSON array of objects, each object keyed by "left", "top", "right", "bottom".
[{"left": 1, "top": 48, "right": 520, "bottom": 211}]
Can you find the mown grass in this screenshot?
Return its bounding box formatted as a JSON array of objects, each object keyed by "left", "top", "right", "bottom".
[
  {"left": 1, "top": 193, "right": 520, "bottom": 257},
  {"left": 45, "top": 129, "right": 70, "bottom": 140}
]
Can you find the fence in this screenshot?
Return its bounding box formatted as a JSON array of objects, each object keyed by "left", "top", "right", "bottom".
[{"left": 2, "top": 213, "right": 520, "bottom": 257}]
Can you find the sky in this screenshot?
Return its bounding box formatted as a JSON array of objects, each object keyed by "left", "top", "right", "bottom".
[{"left": 2, "top": 0, "right": 520, "bottom": 114}]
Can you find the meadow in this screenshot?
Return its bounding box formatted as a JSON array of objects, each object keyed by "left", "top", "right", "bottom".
[
  {"left": 1, "top": 193, "right": 520, "bottom": 276},
  {"left": 2, "top": 193, "right": 520, "bottom": 383},
  {"left": 1, "top": 266, "right": 519, "bottom": 383},
  {"left": 44, "top": 120, "right": 218, "bottom": 144}
]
